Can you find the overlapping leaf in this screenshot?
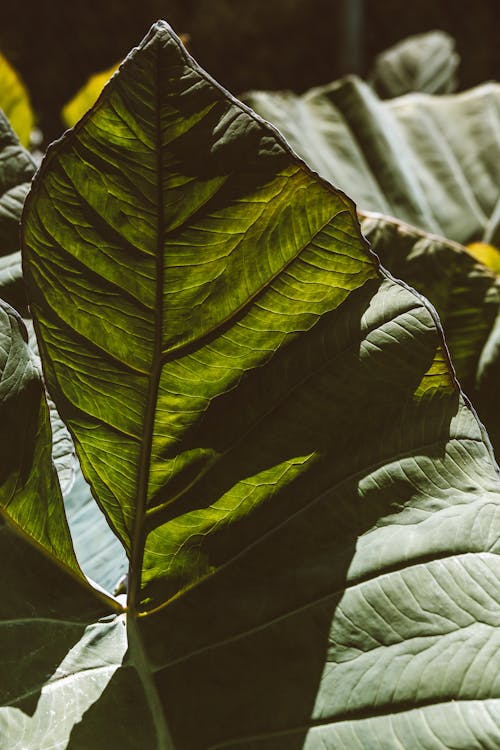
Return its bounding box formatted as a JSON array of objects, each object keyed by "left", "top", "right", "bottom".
[
  {"left": 17, "top": 20, "right": 500, "bottom": 749},
  {"left": 244, "top": 77, "right": 500, "bottom": 246},
  {"left": 0, "top": 298, "right": 138, "bottom": 749},
  {"left": 360, "top": 211, "right": 500, "bottom": 449},
  {"left": 0, "top": 111, "right": 35, "bottom": 313}
]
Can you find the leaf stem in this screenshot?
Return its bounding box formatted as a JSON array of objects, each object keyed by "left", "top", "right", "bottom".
[
  {"left": 127, "top": 38, "right": 165, "bottom": 612},
  {"left": 127, "top": 614, "right": 173, "bottom": 749}
]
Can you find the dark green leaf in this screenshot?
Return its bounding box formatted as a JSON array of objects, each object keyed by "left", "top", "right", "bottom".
[
  {"left": 0, "top": 297, "right": 129, "bottom": 748},
  {"left": 0, "top": 111, "right": 35, "bottom": 313}
]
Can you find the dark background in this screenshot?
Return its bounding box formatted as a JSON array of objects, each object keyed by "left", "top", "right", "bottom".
[{"left": 3, "top": 0, "right": 499, "bottom": 141}]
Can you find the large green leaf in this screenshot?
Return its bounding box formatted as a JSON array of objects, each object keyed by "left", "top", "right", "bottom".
[
  {"left": 0, "top": 53, "right": 34, "bottom": 148},
  {"left": 360, "top": 211, "right": 500, "bottom": 451},
  {"left": 244, "top": 77, "right": 500, "bottom": 246},
  {"left": 18, "top": 21, "right": 500, "bottom": 749},
  {"left": 370, "top": 30, "right": 459, "bottom": 98},
  {"left": 0, "top": 110, "right": 35, "bottom": 313}
]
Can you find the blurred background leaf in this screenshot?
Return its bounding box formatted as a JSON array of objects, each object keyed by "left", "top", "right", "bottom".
[
  {"left": 1, "top": 0, "right": 499, "bottom": 143},
  {"left": 0, "top": 52, "right": 34, "bottom": 147},
  {"left": 62, "top": 61, "right": 120, "bottom": 128},
  {"left": 369, "top": 29, "right": 459, "bottom": 97}
]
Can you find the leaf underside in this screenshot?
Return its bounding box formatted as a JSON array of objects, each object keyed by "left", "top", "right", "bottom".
[{"left": 13, "top": 20, "right": 500, "bottom": 749}]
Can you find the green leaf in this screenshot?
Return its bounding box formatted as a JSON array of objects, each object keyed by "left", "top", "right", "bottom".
[
  {"left": 475, "top": 310, "right": 500, "bottom": 453},
  {"left": 62, "top": 61, "right": 120, "bottom": 129},
  {"left": 18, "top": 20, "right": 500, "bottom": 749},
  {"left": 370, "top": 30, "right": 459, "bottom": 98},
  {"left": 0, "top": 53, "right": 34, "bottom": 148},
  {"left": 0, "top": 299, "right": 136, "bottom": 749},
  {"left": 360, "top": 211, "right": 500, "bottom": 452},
  {"left": 0, "top": 111, "right": 36, "bottom": 313},
  {"left": 244, "top": 76, "right": 500, "bottom": 246},
  {"left": 0, "top": 300, "right": 78, "bottom": 572}
]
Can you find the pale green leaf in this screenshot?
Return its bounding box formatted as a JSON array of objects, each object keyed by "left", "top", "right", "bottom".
[{"left": 370, "top": 30, "right": 459, "bottom": 98}]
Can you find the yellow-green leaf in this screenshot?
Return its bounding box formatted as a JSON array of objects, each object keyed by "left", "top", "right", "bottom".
[
  {"left": 466, "top": 242, "right": 500, "bottom": 275},
  {"left": 62, "top": 62, "right": 120, "bottom": 128},
  {"left": 0, "top": 53, "right": 34, "bottom": 148}
]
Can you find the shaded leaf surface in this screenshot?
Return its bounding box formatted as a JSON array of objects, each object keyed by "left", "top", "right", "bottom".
[
  {"left": 244, "top": 77, "right": 500, "bottom": 246},
  {"left": 18, "top": 21, "right": 500, "bottom": 750},
  {"left": 360, "top": 211, "right": 500, "bottom": 453},
  {"left": 0, "top": 111, "right": 35, "bottom": 313},
  {"left": 0, "top": 299, "right": 130, "bottom": 749},
  {"left": 370, "top": 30, "right": 459, "bottom": 98}
]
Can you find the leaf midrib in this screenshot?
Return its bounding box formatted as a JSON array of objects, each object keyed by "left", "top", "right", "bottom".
[{"left": 127, "top": 48, "right": 166, "bottom": 614}]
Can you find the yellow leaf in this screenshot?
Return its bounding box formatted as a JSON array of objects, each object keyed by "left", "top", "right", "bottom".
[
  {"left": 62, "top": 62, "right": 120, "bottom": 128},
  {"left": 466, "top": 242, "right": 500, "bottom": 275},
  {"left": 0, "top": 53, "right": 34, "bottom": 147}
]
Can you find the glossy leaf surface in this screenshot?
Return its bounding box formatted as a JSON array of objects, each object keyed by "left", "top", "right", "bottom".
[
  {"left": 19, "top": 21, "right": 500, "bottom": 749},
  {"left": 245, "top": 77, "right": 500, "bottom": 246}
]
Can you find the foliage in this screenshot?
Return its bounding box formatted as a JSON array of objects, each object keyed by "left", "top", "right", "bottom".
[
  {"left": 369, "top": 30, "right": 459, "bottom": 98},
  {"left": 244, "top": 75, "right": 500, "bottom": 453},
  {"left": 0, "top": 20, "right": 499, "bottom": 750},
  {"left": 62, "top": 62, "right": 120, "bottom": 129},
  {"left": 360, "top": 212, "right": 500, "bottom": 445},
  {"left": 0, "top": 52, "right": 34, "bottom": 147}
]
